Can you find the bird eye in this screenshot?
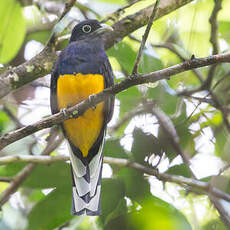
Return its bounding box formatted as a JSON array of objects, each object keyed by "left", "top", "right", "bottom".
[{"left": 82, "top": 25, "right": 92, "bottom": 33}]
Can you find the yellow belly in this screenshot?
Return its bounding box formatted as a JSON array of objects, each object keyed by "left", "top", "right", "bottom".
[{"left": 57, "top": 73, "right": 105, "bottom": 157}]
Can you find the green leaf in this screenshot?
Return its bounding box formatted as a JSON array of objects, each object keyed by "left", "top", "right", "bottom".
[
  {"left": 166, "top": 164, "right": 192, "bottom": 178},
  {"left": 24, "top": 162, "right": 71, "bottom": 189},
  {"left": 104, "top": 199, "right": 127, "bottom": 227},
  {"left": 97, "top": 0, "right": 127, "bottom": 4},
  {"left": 0, "top": 162, "right": 26, "bottom": 177},
  {"left": 157, "top": 104, "right": 195, "bottom": 161},
  {"left": 107, "top": 41, "right": 136, "bottom": 74},
  {"left": 117, "top": 86, "right": 142, "bottom": 118},
  {"left": 0, "top": 0, "right": 26, "bottom": 63},
  {"left": 132, "top": 128, "right": 163, "bottom": 163},
  {"left": 27, "top": 31, "right": 51, "bottom": 45},
  {"left": 27, "top": 187, "right": 72, "bottom": 230},
  {"left": 147, "top": 83, "right": 180, "bottom": 115},
  {"left": 214, "top": 126, "right": 230, "bottom": 161},
  {"left": 103, "top": 139, "right": 128, "bottom": 159},
  {"left": 0, "top": 111, "right": 10, "bottom": 134},
  {"left": 108, "top": 42, "right": 163, "bottom": 75},
  {"left": 129, "top": 196, "right": 192, "bottom": 230},
  {"left": 104, "top": 213, "right": 128, "bottom": 230},
  {"left": 118, "top": 167, "right": 150, "bottom": 202},
  {"left": 172, "top": 43, "right": 192, "bottom": 60},
  {"left": 219, "top": 21, "right": 230, "bottom": 41},
  {"left": 100, "top": 178, "right": 125, "bottom": 224},
  {"left": 0, "top": 162, "right": 71, "bottom": 189},
  {"left": 28, "top": 189, "right": 46, "bottom": 202},
  {"left": 103, "top": 195, "right": 193, "bottom": 230},
  {"left": 139, "top": 51, "right": 164, "bottom": 74},
  {"left": 103, "top": 139, "right": 129, "bottom": 173}
]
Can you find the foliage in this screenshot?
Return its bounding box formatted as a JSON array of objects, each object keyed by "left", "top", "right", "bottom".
[{"left": 0, "top": 0, "right": 26, "bottom": 64}]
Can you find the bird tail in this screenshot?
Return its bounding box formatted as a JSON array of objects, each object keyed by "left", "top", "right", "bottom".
[{"left": 69, "top": 143, "right": 103, "bottom": 216}]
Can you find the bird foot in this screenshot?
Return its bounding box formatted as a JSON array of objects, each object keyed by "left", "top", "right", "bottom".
[
  {"left": 61, "top": 108, "right": 68, "bottom": 116},
  {"left": 89, "top": 94, "right": 96, "bottom": 110}
]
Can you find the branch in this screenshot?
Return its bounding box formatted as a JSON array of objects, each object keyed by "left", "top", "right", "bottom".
[
  {"left": 152, "top": 42, "right": 204, "bottom": 83},
  {"left": 46, "top": 0, "right": 76, "bottom": 48},
  {"left": 151, "top": 106, "right": 196, "bottom": 178},
  {"left": 210, "top": 195, "right": 230, "bottom": 229},
  {"left": 209, "top": 0, "right": 222, "bottom": 55},
  {"left": 0, "top": 52, "right": 230, "bottom": 150},
  {"left": 0, "top": 163, "right": 36, "bottom": 207},
  {"left": 132, "top": 0, "right": 160, "bottom": 74},
  {"left": 212, "top": 70, "right": 230, "bottom": 91},
  {"left": 1, "top": 154, "right": 230, "bottom": 204},
  {"left": 203, "top": 0, "right": 222, "bottom": 89},
  {"left": 0, "top": 176, "right": 12, "bottom": 183},
  {"left": 0, "top": 0, "right": 194, "bottom": 99},
  {"left": 2, "top": 105, "right": 23, "bottom": 128},
  {"left": 129, "top": 35, "right": 205, "bottom": 83},
  {"left": 101, "top": 0, "right": 142, "bottom": 23}
]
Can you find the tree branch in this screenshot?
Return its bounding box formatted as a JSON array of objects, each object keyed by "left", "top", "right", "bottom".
[
  {"left": 0, "top": 52, "right": 230, "bottom": 150},
  {"left": 210, "top": 195, "right": 230, "bottom": 230},
  {"left": 0, "top": 154, "right": 230, "bottom": 204},
  {"left": 151, "top": 105, "right": 196, "bottom": 178}
]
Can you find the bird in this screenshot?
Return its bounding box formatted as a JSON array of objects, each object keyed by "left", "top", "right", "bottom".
[{"left": 50, "top": 19, "right": 114, "bottom": 216}]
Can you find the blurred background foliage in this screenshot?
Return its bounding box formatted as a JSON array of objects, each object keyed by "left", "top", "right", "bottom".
[{"left": 0, "top": 0, "right": 230, "bottom": 229}]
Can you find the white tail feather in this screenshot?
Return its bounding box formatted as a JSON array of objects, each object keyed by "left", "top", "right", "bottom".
[{"left": 69, "top": 138, "right": 104, "bottom": 216}]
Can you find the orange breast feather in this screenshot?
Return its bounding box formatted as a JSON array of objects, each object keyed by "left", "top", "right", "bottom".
[{"left": 57, "top": 73, "right": 105, "bottom": 157}]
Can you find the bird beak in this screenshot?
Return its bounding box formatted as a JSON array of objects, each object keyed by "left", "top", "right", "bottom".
[{"left": 96, "top": 24, "right": 113, "bottom": 34}]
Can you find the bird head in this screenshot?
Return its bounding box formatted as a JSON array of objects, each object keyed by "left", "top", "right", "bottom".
[{"left": 69, "top": 19, "right": 113, "bottom": 43}]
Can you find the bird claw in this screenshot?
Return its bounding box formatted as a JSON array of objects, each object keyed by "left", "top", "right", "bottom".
[
  {"left": 61, "top": 108, "right": 68, "bottom": 116},
  {"left": 89, "top": 94, "right": 96, "bottom": 110}
]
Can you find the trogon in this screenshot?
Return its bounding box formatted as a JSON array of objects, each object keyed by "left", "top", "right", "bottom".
[{"left": 50, "top": 20, "right": 114, "bottom": 215}]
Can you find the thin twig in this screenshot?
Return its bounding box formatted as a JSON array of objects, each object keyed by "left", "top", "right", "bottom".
[
  {"left": 0, "top": 176, "right": 12, "bottom": 183},
  {"left": 132, "top": 0, "right": 160, "bottom": 74},
  {"left": 46, "top": 0, "right": 76, "bottom": 48},
  {"left": 129, "top": 36, "right": 204, "bottom": 82},
  {"left": 2, "top": 105, "right": 23, "bottom": 128},
  {"left": 209, "top": 91, "right": 230, "bottom": 132},
  {"left": 209, "top": 0, "right": 222, "bottom": 55},
  {"left": 218, "top": 163, "right": 230, "bottom": 176},
  {"left": 101, "top": 0, "right": 143, "bottom": 23},
  {"left": 2, "top": 105, "right": 38, "bottom": 155},
  {"left": 212, "top": 70, "right": 230, "bottom": 91},
  {"left": 152, "top": 43, "right": 205, "bottom": 82},
  {"left": 203, "top": 0, "right": 222, "bottom": 89}
]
